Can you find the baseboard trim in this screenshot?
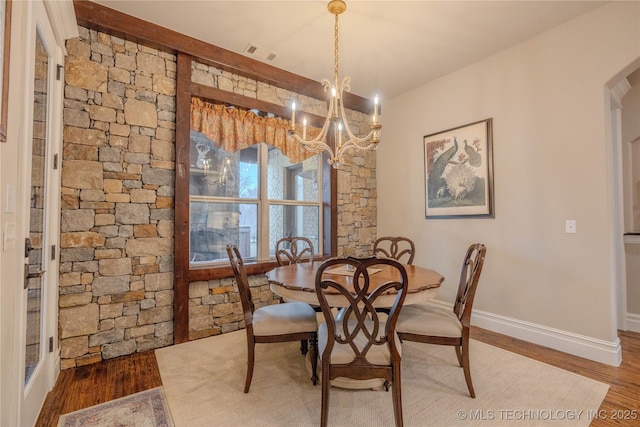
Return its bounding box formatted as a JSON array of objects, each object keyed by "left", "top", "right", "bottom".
[
  {"left": 626, "top": 313, "right": 640, "bottom": 332},
  {"left": 472, "top": 309, "right": 621, "bottom": 366},
  {"left": 427, "top": 300, "right": 622, "bottom": 366}
]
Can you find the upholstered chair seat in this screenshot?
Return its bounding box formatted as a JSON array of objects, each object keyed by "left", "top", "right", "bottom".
[
  {"left": 253, "top": 302, "right": 318, "bottom": 336},
  {"left": 396, "top": 304, "right": 462, "bottom": 338}
]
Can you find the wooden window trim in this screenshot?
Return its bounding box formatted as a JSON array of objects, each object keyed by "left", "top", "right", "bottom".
[{"left": 175, "top": 52, "right": 337, "bottom": 342}]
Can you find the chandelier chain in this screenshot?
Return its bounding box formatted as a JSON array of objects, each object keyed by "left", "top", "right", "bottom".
[{"left": 334, "top": 12, "right": 339, "bottom": 87}]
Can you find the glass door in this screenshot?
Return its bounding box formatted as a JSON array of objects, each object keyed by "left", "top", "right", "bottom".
[
  {"left": 20, "top": 2, "right": 61, "bottom": 424},
  {"left": 24, "top": 26, "right": 48, "bottom": 387}
]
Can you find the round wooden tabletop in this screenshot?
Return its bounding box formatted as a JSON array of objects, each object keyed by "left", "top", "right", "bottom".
[{"left": 266, "top": 261, "right": 444, "bottom": 307}]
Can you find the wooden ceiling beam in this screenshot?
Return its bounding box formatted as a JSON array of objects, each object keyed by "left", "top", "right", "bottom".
[{"left": 73, "top": 0, "right": 373, "bottom": 114}]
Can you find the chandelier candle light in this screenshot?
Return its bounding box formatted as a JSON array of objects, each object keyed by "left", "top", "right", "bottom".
[{"left": 289, "top": 0, "right": 382, "bottom": 168}]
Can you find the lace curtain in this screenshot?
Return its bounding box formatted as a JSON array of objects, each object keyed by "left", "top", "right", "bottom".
[{"left": 190, "top": 97, "right": 319, "bottom": 164}]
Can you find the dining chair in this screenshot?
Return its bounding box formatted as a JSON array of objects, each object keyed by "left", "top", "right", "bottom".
[
  {"left": 226, "top": 245, "right": 318, "bottom": 393},
  {"left": 374, "top": 236, "right": 416, "bottom": 265},
  {"left": 275, "top": 236, "right": 319, "bottom": 354},
  {"left": 396, "top": 243, "right": 486, "bottom": 398},
  {"left": 275, "top": 236, "right": 314, "bottom": 265},
  {"left": 315, "top": 257, "right": 409, "bottom": 427}
]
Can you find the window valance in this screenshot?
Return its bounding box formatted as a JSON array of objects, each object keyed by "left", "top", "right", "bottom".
[{"left": 190, "top": 97, "right": 319, "bottom": 164}]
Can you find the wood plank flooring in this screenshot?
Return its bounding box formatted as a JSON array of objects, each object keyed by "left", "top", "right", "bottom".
[{"left": 36, "top": 328, "right": 640, "bottom": 427}]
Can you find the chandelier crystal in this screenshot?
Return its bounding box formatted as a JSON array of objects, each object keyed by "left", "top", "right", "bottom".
[{"left": 289, "top": 0, "right": 381, "bottom": 168}]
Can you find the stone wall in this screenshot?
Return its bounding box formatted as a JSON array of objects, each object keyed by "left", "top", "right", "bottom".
[
  {"left": 59, "top": 28, "right": 176, "bottom": 369},
  {"left": 58, "top": 25, "right": 377, "bottom": 367},
  {"left": 337, "top": 156, "right": 377, "bottom": 257}
]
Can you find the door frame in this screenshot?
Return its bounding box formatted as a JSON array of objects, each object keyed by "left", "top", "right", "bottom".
[
  {"left": 0, "top": 0, "right": 76, "bottom": 422},
  {"left": 607, "top": 58, "right": 640, "bottom": 334},
  {"left": 17, "top": 1, "right": 64, "bottom": 425}
]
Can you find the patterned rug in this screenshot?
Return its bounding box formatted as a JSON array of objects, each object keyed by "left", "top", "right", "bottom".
[
  {"left": 57, "top": 386, "right": 174, "bottom": 427},
  {"left": 156, "top": 330, "right": 609, "bottom": 426}
]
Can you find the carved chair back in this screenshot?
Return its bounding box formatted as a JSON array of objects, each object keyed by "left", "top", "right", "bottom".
[
  {"left": 315, "top": 257, "right": 408, "bottom": 427},
  {"left": 227, "top": 245, "right": 255, "bottom": 327},
  {"left": 374, "top": 236, "right": 416, "bottom": 265},
  {"left": 275, "top": 236, "right": 315, "bottom": 265},
  {"left": 454, "top": 243, "right": 486, "bottom": 327}
]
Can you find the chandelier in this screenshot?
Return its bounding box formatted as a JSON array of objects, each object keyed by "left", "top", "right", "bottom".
[{"left": 289, "top": 0, "right": 381, "bottom": 168}]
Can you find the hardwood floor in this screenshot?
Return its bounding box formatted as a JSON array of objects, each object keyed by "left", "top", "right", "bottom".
[
  {"left": 472, "top": 329, "right": 640, "bottom": 426},
  {"left": 36, "top": 351, "right": 162, "bottom": 427},
  {"left": 36, "top": 328, "right": 640, "bottom": 427}
]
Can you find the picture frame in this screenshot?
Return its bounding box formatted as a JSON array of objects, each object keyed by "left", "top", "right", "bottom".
[
  {"left": 424, "top": 118, "right": 494, "bottom": 219},
  {"left": 0, "top": 0, "right": 11, "bottom": 142}
]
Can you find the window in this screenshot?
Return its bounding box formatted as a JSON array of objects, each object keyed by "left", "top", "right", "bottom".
[{"left": 189, "top": 130, "right": 322, "bottom": 266}]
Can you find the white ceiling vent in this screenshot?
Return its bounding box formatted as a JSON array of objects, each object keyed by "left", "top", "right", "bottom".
[{"left": 243, "top": 43, "right": 277, "bottom": 61}]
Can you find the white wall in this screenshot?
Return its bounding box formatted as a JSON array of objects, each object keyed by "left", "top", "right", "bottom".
[{"left": 378, "top": 2, "right": 639, "bottom": 364}]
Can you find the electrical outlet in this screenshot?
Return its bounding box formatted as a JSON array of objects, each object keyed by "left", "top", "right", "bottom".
[{"left": 565, "top": 220, "right": 576, "bottom": 234}]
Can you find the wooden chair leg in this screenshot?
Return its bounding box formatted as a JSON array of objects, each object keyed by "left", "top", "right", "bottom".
[
  {"left": 461, "top": 335, "right": 475, "bottom": 398},
  {"left": 244, "top": 339, "right": 255, "bottom": 393},
  {"left": 310, "top": 334, "right": 318, "bottom": 385},
  {"left": 392, "top": 365, "right": 404, "bottom": 427},
  {"left": 300, "top": 339, "right": 309, "bottom": 355},
  {"left": 320, "top": 362, "right": 330, "bottom": 427},
  {"left": 455, "top": 345, "right": 463, "bottom": 367}
]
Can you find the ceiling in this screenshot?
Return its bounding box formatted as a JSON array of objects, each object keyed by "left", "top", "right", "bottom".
[{"left": 92, "top": 1, "right": 608, "bottom": 100}]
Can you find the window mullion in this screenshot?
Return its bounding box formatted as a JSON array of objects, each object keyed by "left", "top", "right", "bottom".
[
  {"left": 258, "top": 143, "right": 270, "bottom": 261},
  {"left": 317, "top": 160, "right": 324, "bottom": 256}
]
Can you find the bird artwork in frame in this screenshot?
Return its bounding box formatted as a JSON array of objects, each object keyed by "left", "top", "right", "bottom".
[{"left": 423, "top": 118, "right": 494, "bottom": 218}]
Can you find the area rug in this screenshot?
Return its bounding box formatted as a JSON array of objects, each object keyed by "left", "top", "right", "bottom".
[
  {"left": 155, "top": 330, "right": 609, "bottom": 427},
  {"left": 57, "top": 386, "right": 174, "bottom": 427}
]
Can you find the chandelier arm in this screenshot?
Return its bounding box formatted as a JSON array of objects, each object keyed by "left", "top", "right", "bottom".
[
  {"left": 343, "top": 130, "right": 380, "bottom": 147},
  {"left": 291, "top": 133, "right": 333, "bottom": 155},
  {"left": 321, "top": 78, "right": 333, "bottom": 94},
  {"left": 336, "top": 78, "right": 360, "bottom": 143},
  {"left": 336, "top": 76, "right": 379, "bottom": 147},
  {"left": 291, "top": 89, "right": 334, "bottom": 147},
  {"left": 336, "top": 131, "right": 380, "bottom": 154}
]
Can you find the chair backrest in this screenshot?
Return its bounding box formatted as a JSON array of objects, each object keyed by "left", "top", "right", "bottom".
[
  {"left": 453, "top": 243, "right": 487, "bottom": 327},
  {"left": 275, "top": 236, "right": 315, "bottom": 265},
  {"left": 373, "top": 236, "right": 416, "bottom": 265},
  {"left": 315, "top": 257, "right": 408, "bottom": 368},
  {"left": 227, "top": 245, "right": 254, "bottom": 327}
]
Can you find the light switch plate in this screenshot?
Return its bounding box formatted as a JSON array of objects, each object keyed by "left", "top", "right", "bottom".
[
  {"left": 565, "top": 220, "right": 576, "bottom": 234},
  {"left": 3, "top": 222, "right": 16, "bottom": 250}
]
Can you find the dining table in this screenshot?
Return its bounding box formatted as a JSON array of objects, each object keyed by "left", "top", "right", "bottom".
[
  {"left": 266, "top": 260, "right": 444, "bottom": 390},
  {"left": 266, "top": 260, "right": 445, "bottom": 308},
  {"left": 266, "top": 259, "right": 445, "bottom": 390}
]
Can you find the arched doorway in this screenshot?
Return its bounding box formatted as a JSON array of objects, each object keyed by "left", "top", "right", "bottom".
[{"left": 608, "top": 59, "right": 640, "bottom": 334}]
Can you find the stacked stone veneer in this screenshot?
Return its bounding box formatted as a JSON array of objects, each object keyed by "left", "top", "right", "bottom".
[
  {"left": 58, "top": 25, "right": 377, "bottom": 368},
  {"left": 60, "top": 28, "right": 176, "bottom": 369}
]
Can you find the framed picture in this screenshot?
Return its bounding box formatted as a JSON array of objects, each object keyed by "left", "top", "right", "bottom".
[
  {"left": 424, "top": 118, "right": 494, "bottom": 218},
  {"left": 0, "top": 0, "right": 12, "bottom": 142}
]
